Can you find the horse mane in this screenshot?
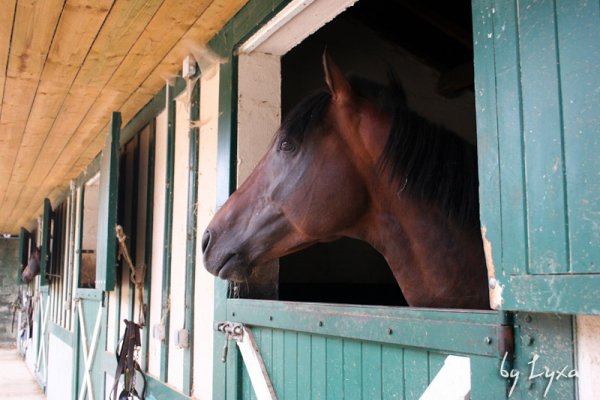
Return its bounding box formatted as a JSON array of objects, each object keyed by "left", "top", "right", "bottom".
[{"left": 280, "top": 75, "right": 480, "bottom": 227}]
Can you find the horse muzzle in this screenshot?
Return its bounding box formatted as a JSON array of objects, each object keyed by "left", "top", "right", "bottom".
[{"left": 202, "top": 229, "right": 252, "bottom": 282}]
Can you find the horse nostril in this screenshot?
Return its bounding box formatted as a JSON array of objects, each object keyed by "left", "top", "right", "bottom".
[{"left": 202, "top": 230, "right": 211, "bottom": 253}]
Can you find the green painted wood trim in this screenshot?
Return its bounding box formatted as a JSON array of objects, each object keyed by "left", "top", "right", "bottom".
[
  {"left": 40, "top": 198, "right": 52, "bottom": 286},
  {"left": 142, "top": 118, "right": 156, "bottom": 372},
  {"left": 211, "top": 58, "right": 234, "bottom": 399},
  {"left": 48, "top": 321, "right": 74, "bottom": 347},
  {"left": 145, "top": 374, "right": 191, "bottom": 400},
  {"left": 159, "top": 82, "right": 177, "bottom": 382},
  {"left": 128, "top": 137, "right": 141, "bottom": 327},
  {"left": 40, "top": 199, "right": 52, "bottom": 286},
  {"left": 18, "top": 227, "right": 30, "bottom": 284},
  {"left": 501, "top": 274, "right": 600, "bottom": 315},
  {"left": 511, "top": 312, "right": 576, "bottom": 399},
  {"left": 64, "top": 190, "right": 77, "bottom": 329},
  {"left": 75, "top": 187, "right": 85, "bottom": 289},
  {"left": 227, "top": 299, "right": 502, "bottom": 357},
  {"left": 96, "top": 113, "right": 122, "bottom": 291},
  {"left": 182, "top": 73, "right": 200, "bottom": 395}
]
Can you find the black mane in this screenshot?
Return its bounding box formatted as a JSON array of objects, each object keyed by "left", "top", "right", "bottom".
[{"left": 280, "top": 76, "right": 480, "bottom": 227}]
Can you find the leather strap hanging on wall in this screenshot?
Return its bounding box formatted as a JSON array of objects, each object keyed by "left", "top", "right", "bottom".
[
  {"left": 111, "top": 319, "right": 146, "bottom": 400},
  {"left": 115, "top": 225, "right": 147, "bottom": 326}
]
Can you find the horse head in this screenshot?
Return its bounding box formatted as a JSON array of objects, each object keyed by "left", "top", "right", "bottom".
[{"left": 202, "top": 54, "right": 380, "bottom": 282}]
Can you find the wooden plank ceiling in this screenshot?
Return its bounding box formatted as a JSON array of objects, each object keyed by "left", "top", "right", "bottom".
[{"left": 0, "top": 0, "right": 248, "bottom": 235}]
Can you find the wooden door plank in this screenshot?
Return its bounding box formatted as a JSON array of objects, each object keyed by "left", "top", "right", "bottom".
[
  {"left": 403, "top": 349, "right": 429, "bottom": 399},
  {"left": 362, "top": 342, "right": 382, "bottom": 399},
  {"left": 382, "top": 345, "right": 404, "bottom": 399},
  {"left": 492, "top": 0, "right": 528, "bottom": 276},
  {"left": 343, "top": 340, "right": 362, "bottom": 400},
  {"left": 326, "top": 338, "right": 343, "bottom": 399},
  {"left": 556, "top": 0, "right": 600, "bottom": 273},
  {"left": 519, "top": 0, "right": 569, "bottom": 274},
  {"left": 283, "top": 331, "right": 298, "bottom": 400},
  {"left": 296, "top": 332, "right": 312, "bottom": 400},
  {"left": 310, "top": 334, "right": 325, "bottom": 399}
]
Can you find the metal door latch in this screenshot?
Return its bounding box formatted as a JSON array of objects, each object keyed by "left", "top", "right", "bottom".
[
  {"left": 216, "top": 322, "right": 277, "bottom": 399},
  {"left": 217, "top": 322, "right": 243, "bottom": 362}
]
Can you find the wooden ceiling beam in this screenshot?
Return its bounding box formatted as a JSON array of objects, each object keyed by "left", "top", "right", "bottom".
[
  {"left": 9, "top": 0, "right": 165, "bottom": 232},
  {"left": 26, "top": 0, "right": 248, "bottom": 223},
  {"left": 9, "top": 0, "right": 250, "bottom": 233},
  {"left": 2, "top": 0, "right": 113, "bottom": 232},
  {"left": 0, "top": 0, "right": 64, "bottom": 232}
]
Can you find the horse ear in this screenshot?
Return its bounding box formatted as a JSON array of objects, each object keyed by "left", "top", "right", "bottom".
[{"left": 323, "top": 51, "right": 351, "bottom": 101}]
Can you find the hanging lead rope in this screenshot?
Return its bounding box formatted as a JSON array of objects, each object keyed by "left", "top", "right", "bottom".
[{"left": 116, "top": 225, "right": 147, "bottom": 327}]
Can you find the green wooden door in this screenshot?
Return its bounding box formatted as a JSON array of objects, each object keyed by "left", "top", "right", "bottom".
[
  {"left": 473, "top": 0, "right": 600, "bottom": 314},
  {"left": 18, "top": 227, "right": 31, "bottom": 285},
  {"left": 40, "top": 198, "right": 52, "bottom": 286},
  {"left": 96, "top": 112, "right": 122, "bottom": 292},
  {"left": 221, "top": 301, "right": 509, "bottom": 400}
]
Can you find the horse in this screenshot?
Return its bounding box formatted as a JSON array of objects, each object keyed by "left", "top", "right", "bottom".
[
  {"left": 202, "top": 53, "right": 489, "bottom": 309},
  {"left": 22, "top": 247, "right": 41, "bottom": 284}
]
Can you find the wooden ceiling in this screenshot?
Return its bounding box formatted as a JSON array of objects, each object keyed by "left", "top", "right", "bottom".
[{"left": 0, "top": 0, "right": 248, "bottom": 235}]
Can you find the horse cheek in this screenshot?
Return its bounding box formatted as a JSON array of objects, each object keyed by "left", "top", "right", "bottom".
[{"left": 296, "top": 167, "right": 368, "bottom": 237}]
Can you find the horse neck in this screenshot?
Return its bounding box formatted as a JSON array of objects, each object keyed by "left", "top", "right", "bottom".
[{"left": 357, "top": 188, "right": 487, "bottom": 308}]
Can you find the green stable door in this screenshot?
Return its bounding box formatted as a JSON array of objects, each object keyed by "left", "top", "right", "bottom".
[{"left": 210, "top": 0, "right": 597, "bottom": 398}]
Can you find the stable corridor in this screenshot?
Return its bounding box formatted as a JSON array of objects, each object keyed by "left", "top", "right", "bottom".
[{"left": 0, "top": 347, "right": 45, "bottom": 399}]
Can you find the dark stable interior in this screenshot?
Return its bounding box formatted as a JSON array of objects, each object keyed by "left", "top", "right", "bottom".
[{"left": 271, "top": 0, "right": 475, "bottom": 306}]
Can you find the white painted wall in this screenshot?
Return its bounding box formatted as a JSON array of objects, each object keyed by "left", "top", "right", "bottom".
[
  {"left": 192, "top": 64, "right": 220, "bottom": 400},
  {"left": 46, "top": 334, "right": 73, "bottom": 400},
  {"left": 237, "top": 53, "right": 281, "bottom": 183},
  {"left": 148, "top": 109, "right": 167, "bottom": 377},
  {"left": 577, "top": 315, "right": 600, "bottom": 400},
  {"left": 167, "top": 95, "right": 191, "bottom": 391}
]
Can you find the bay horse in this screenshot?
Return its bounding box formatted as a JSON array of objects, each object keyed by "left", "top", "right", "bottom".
[{"left": 203, "top": 54, "right": 489, "bottom": 309}]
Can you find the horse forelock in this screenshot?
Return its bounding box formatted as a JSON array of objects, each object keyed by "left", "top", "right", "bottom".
[{"left": 376, "top": 80, "right": 480, "bottom": 227}]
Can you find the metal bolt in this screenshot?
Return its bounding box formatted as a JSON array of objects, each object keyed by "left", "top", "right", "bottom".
[
  {"left": 269, "top": 316, "right": 273, "bottom": 321},
  {"left": 525, "top": 315, "right": 532, "bottom": 323},
  {"left": 485, "top": 336, "right": 492, "bottom": 345},
  {"left": 318, "top": 321, "right": 324, "bottom": 327},
  {"left": 232, "top": 312, "right": 235, "bottom": 317},
  {"left": 387, "top": 328, "right": 393, "bottom": 335},
  {"left": 488, "top": 278, "right": 497, "bottom": 289}
]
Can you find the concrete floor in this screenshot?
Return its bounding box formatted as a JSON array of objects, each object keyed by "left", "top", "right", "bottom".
[{"left": 0, "top": 346, "right": 46, "bottom": 399}]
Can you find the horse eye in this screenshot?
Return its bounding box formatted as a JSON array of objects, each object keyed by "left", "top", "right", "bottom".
[{"left": 279, "top": 140, "right": 296, "bottom": 153}]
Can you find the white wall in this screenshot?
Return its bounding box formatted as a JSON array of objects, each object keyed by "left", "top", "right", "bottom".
[
  {"left": 236, "top": 53, "right": 281, "bottom": 183},
  {"left": 148, "top": 109, "right": 167, "bottom": 377},
  {"left": 577, "top": 315, "right": 600, "bottom": 400},
  {"left": 167, "top": 94, "right": 192, "bottom": 390},
  {"left": 192, "top": 64, "right": 220, "bottom": 400},
  {"left": 46, "top": 334, "right": 73, "bottom": 400}
]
